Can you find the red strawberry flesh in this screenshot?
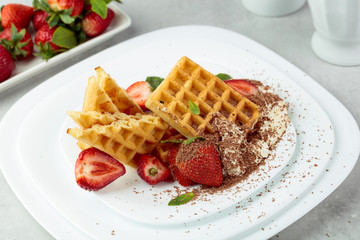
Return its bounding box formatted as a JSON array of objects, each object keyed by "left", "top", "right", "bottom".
[
  {"left": 168, "top": 146, "right": 195, "bottom": 187},
  {"left": 225, "top": 79, "right": 258, "bottom": 97},
  {"left": 137, "top": 154, "right": 171, "bottom": 185},
  {"left": 75, "top": 147, "right": 126, "bottom": 191},
  {"left": 126, "top": 81, "right": 152, "bottom": 110}
]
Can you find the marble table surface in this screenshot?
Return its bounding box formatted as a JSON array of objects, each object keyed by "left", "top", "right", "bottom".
[{"left": 0, "top": 1, "right": 359, "bottom": 239}]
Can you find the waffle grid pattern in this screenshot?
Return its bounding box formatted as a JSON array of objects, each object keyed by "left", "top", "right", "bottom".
[{"left": 146, "top": 57, "right": 261, "bottom": 138}]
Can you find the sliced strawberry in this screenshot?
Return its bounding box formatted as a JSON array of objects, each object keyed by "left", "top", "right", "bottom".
[
  {"left": 1, "top": 4, "right": 34, "bottom": 29},
  {"left": 176, "top": 144, "right": 223, "bottom": 187},
  {"left": 75, "top": 147, "right": 126, "bottom": 191},
  {"left": 0, "top": 25, "right": 34, "bottom": 60},
  {"left": 32, "top": 10, "right": 49, "bottom": 31},
  {"left": 168, "top": 147, "right": 195, "bottom": 187},
  {"left": 82, "top": 8, "right": 115, "bottom": 37},
  {"left": 225, "top": 79, "right": 258, "bottom": 97},
  {"left": 0, "top": 45, "right": 15, "bottom": 83},
  {"left": 126, "top": 81, "right": 152, "bottom": 110},
  {"left": 137, "top": 154, "right": 171, "bottom": 185}
]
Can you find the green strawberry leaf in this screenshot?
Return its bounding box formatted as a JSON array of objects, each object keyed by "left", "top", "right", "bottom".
[
  {"left": 188, "top": 100, "right": 200, "bottom": 115},
  {"left": 146, "top": 76, "right": 164, "bottom": 90},
  {"left": 60, "top": 13, "right": 76, "bottom": 24},
  {"left": 90, "top": 0, "right": 107, "bottom": 19},
  {"left": 168, "top": 192, "right": 194, "bottom": 206},
  {"left": 52, "top": 27, "right": 77, "bottom": 49},
  {"left": 47, "top": 14, "right": 60, "bottom": 28},
  {"left": 216, "top": 73, "right": 232, "bottom": 81}
]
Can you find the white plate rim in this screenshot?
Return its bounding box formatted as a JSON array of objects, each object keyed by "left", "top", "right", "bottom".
[{"left": 0, "top": 25, "right": 359, "bottom": 239}]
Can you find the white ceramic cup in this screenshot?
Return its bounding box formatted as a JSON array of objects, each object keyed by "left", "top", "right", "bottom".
[
  {"left": 308, "top": 0, "right": 360, "bottom": 66},
  {"left": 242, "top": 0, "right": 306, "bottom": 17}
]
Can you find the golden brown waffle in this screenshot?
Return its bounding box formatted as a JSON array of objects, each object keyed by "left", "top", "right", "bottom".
[
  {"left": 67, "top": 114, "right": 169, "bottom": 168},
  {"left": 82, "top": 76, "right": 119, "bottom": 113},
  {"left": 145, "top": 56, "right": 261, "bottom": 138},
  {"left": 67, "top": 111, "right": 139, "bottom": 129},
  {"left": 95, "top": 67, "right": 143, "bottom": 115}
]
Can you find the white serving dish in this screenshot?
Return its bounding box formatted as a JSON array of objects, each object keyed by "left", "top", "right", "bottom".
[
  {"left": 0, "top": 26, "right": 359, "bottom": 239},
  {"left": 0, "top": 0, "right": 131, "bottom": 93}
]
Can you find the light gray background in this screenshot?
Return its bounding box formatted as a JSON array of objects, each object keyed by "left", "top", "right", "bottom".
[{"left": 0, "top": 1, "right": 359, "bottom": 239}]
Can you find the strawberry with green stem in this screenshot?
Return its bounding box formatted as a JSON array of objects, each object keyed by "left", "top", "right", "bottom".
[
  {"left": 0, "top": 24, "right": 33, "bottom": 60},
  {"left": 137, "top": 154, "right": 171, "bottom": 185}
]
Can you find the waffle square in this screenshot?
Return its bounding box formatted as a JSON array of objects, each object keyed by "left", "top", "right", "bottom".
[
  {"left": 95, "top": 67, "right": 143, "bottom": 115},
  {"left": 145, "top": 56, "right": 261, "bottom": 138},
  {"left": 67, "top": 114, "right": 169, "bottom": 168}
]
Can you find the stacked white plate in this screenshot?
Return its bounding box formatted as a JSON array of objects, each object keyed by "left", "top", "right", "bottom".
[{"left": 0, "top": 26, "right": 359, "bottom": 239}]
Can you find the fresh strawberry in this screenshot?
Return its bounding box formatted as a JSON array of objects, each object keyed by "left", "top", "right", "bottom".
[
  {"left": 34, "top": 24, "right": 64, "bottom": 60},
  {"left": 137, "top": 154, "right": 171, "bottom": 185},
  {"left": 48, "top": 0, "right": 84, "bottom": 16},
  {"left": 168, "top": 147, "right": 195, "bottom": 187},
  {"left": 32, "top": 10, "right": 49, "bottom": 31},
  {"left": 176, "top": 144, "right": 223, "bottom": 187},
  {"left": 81, "top": 8, "right": 114, "bottom": 37},
  {"left": 75, "top": 147, "right": 126, "bottom": 191},
  {"left": 225, "top": 79, "right": 258, "bottom": 97},
  {"left": 126, "top": 81, "right": 152, "bottom": 110},
  {"left": 0, "top": 25, "right": 33, "bottom": 60},
  {"left": 1, "top": 4, "right": 34, "bottom": 29},
  {"left": 0, "top": 45, "right": 15, "bottom": 83}
]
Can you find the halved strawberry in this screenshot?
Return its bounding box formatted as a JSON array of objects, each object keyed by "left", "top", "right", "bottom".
[
  {"left": 225, "top": 79, "right": 258, "bottom": 97},
  {"left": 0, "top": 25, "right": 33, "bottom": 60},
  {"left": 75, "top": 147, "right": 126, "bottom": 191},
  {"left": 1, "top": 4, "right": 34, "bottom": 29},
  {"left": 176, "top": 144, "right": 223, "bottom": 187},
  {"left": 168, "top": 147, "right": 195, "bottom": 187},
  {"left": 126, "top": 81, "right": 152, "bottom": 110},
  {"left": 137, "top": 154, "right": 171, "bottom": 185}
]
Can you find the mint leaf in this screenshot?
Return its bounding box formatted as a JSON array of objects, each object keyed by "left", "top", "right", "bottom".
[
  {"left": 183, "top": 137, "right": 205, "bottom": 145},
  {"left": 168, "top": 192, "right": 194, "bottom": 206},
  {"left": 216, "top": 73, "right": 232, "bottom": 81},
  {"left": 90, "top": 0, "right": 107, "bottom": 19},
  {"left": 160, "top": 139, "right": 184, "bottom": 144},
  {"left": 188, "top": 100, "right": 200, "bottom": 115},
  {"left": 52, "top": 27, "right": 77, "bottom": 49},
  {"left": 146, "top": 76, "right": 164, "bottom": 90}
]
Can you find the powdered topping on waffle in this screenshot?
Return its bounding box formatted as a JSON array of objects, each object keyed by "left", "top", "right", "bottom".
[{"left": 145, "top": 56, "right": 261, "bottom": 138}]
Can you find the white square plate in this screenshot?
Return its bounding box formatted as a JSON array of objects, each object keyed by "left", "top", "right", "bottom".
[
  {"left": 0, "top": 0, "right": 131, "bottom": 93},
  {"left": 0, "top": 26, "right": 359, "bottom": 239}
]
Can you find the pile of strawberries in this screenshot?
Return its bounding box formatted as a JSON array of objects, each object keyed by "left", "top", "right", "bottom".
[{"left": 0, "top": 0, "right": 118, "bottom": 83}]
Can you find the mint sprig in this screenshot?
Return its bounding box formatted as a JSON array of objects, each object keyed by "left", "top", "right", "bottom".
[
  {"left": 146, "top": 76, "right": 164, "bottom": 91},
  {"left": 216, "top": 73, "right": 232, "bottom": 81},
  {"left": 168, "top": 192, "right": 194, "bottom": 206},
  {"left": 188, "top": 100, "right": 200, "bottom": 115},
  {"left": 161, "top": 137, "right": 205, "bottom": 145}
]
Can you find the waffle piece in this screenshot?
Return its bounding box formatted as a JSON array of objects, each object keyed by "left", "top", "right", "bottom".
[
  {"left": 82, "top": 76, "right": 119, "bottom": 113},
  {"left": 95, "top": 67, "right": 143, "bottom": 115},
  {"left": 67, "top": 115, "right": 169, "bottom": 168},
  {"left": 67, "top": 111, "right": 139, "bottom": 129},
  {"left": 145, "top": 56, "right": 261, "bottom": 138}
]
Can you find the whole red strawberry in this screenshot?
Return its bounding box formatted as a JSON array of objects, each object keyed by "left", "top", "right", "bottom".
[
  {"left": 1, "top": 4, "right": 34, "bottom": 29},
  {"left": 48, "top": 0, "right": 84, "bottom": 16},
  {"left": 32, "top": 10, "right": 49, "bottom": 31},
  {"left": 75, "top": 147, "right": 126, "bottom": 191},
  {"left": 0, "top": 45, "right": 15, "bottom": 83},
  {"left": 0, "top": 25, "right": 33, "bottom": 60},
  {"left": 137, "top": 154, "right": 171, "bottom": 185},
  {"left": 176, "top": 144, "right": 223, "bottom": 187},
  {"left": 82, "top": 8, "right": 115, "bottom": 37},
  {"left": 34, "top": 24, "right": 63, "bottom": 60},
  {"left": 168, "top": 146, "right": 195, "bottom": 187}
]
